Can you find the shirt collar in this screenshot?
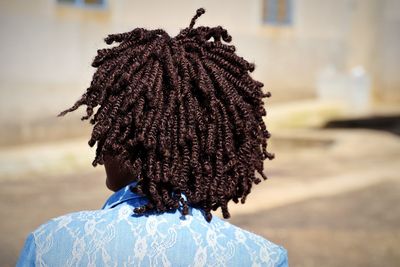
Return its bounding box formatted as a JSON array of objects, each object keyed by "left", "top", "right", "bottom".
[
  {"left": 102, "top": 181, "right": 147, "bottom": 209},
  {"left": 101, "top": 182, "right": 205, "bottom": 220}
]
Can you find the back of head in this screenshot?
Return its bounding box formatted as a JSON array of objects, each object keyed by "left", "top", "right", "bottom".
[{"left": 58, "top": 8, "right": 274, "bottom": 222}]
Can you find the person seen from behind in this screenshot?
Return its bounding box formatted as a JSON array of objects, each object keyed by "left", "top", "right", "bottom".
[{"left": 17, "top": 8, "right": 288, "bottom": 267}]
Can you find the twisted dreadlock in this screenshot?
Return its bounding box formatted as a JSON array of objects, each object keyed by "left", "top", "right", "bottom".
[{"left": 58, "top": 8, "right": 274, "bottom": 222}]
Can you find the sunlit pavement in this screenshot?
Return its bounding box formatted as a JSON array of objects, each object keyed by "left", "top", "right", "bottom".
[
  {"left": 0, "top": 128, "right": 399, "bottom": 266},
  {"left": 231, "top": 129, "right": 400, "bottom": 267},
  {"left": 231, "top": 180, "right": 400, "bottom": 267}
]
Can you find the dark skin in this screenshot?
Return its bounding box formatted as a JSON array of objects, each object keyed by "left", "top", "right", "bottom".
[{"left": 103, "top": 155, "right": 136, "bottom": 192}]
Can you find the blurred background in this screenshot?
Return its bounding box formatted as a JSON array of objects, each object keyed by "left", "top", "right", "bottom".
[{"left": 0, "top": 0, "right": 399, "bottom": 266}]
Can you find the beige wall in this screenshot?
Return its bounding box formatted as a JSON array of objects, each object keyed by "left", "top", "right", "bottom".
[
  {"left": 375, "top": 0, "right": 400, "bottom": 101},
  {"left": 0, "top": 0, "right": 399, "bottom": 145},
  {"left": 1, "top": 0, "right": 398, "bottom": 99}
]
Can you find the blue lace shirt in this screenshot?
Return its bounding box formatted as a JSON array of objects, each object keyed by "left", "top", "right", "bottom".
[{"left": 17, "top": 182, "right": 288, "bottom": 266}]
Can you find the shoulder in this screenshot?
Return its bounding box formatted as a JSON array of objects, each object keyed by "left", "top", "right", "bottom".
[
  {"left": 34, "top": 208, "right": 108, "bottom": 228},
  {"left": 209, "top": 216, "right": 289, "bottom": 266},
  {"left": 16, "top": 208, "right": 119, "bottom": 266},
  {"left": 30, "top": 208, "right": 117, "bottom": 243},
  {"left": 18, "top": 209, "right": 115, "bottom": 267},
  {"left": 236, "top": 225, "right": 288, "bottom": 266}
]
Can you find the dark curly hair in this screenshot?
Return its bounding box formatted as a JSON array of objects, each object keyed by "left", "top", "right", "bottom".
[{"left": 58, "top": 8, "right": 274, "bottom": 222}]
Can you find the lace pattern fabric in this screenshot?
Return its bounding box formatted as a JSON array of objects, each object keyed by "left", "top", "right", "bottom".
[{"left": 17, "top": 183, "right": 288, "bottom": 267}]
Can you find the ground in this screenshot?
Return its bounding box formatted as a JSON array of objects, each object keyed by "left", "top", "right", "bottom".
[{"left": 0, "top": 128, "right": 399, "bottom": 266}]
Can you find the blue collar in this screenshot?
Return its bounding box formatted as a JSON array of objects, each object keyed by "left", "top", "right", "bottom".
[
  {"left": 102, "top": 181, "right": 147, "bottom": 210},
  {"left": 102, "top": 182, "right": 207, "bottom": 220}
]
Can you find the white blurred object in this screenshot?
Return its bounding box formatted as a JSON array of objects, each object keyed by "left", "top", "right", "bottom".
[{"left": 316, "top": 65, "right": 371, "bottom": 113}]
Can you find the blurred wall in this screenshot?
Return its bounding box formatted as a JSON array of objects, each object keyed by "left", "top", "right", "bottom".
[{"left": 0, "top": 0, "right": 399, "bottom": 145}]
